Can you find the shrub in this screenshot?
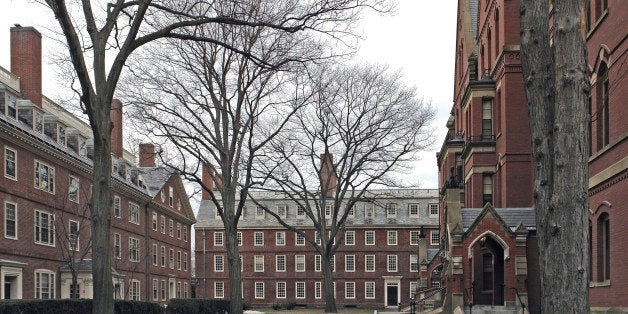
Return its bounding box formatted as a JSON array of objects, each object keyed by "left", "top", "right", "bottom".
[
  {"left": 166, "top": 298, "right": 230, "bottom": 314},
  {"left": 0, "top": 299, "right": 162, "bottom": 314}
]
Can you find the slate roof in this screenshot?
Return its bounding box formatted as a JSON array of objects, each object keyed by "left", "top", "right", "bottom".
[
  {"left": 461, "top": 207, "right": 536, "bottom": 232},
  {"left": 138, "top": 167, "right": 175, "bottom": 197},
  {"left": 427, "top": 249, "right": 440, "bottom": 263}
]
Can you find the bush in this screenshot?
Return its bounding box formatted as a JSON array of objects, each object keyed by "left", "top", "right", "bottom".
[
  {"left": 272, "top": 301, "right": 297, "bottom": 310},
  {"left": 166, "top": 298, "right": 230, "bottom": 314},
  {"left": 0, "top": 299, "right": 162, "bottom": 314},
  {"left": 115, "top": 300, "right": 163, "bottom": 314}
]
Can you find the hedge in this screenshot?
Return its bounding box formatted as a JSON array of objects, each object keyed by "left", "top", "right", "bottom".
[
  {"left": 166, "top": 298, "right": 230, "bottom": 314},
  {"left": 0, "top": 299, "right": 163, "bottom": 314}
]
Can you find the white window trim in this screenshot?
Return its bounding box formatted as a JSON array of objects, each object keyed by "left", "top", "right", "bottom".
[
  {"left": 365, "top": 255, "right": 375, "bottom": 272},
  {"left": 254, "top": 255, "right": 264, "bottom": 272},
  {"left": 388, "top": 255, "right": 398, "bottom": 272},
  {"left": 255, "top": 206, "right": 265, "bottom": 219},
  {"left": 276, "top": 255, "right": 286, "bottom": 272},
  {"left": 276, "top": 282, "right": 287, "bottom": 299},
  {"left": 129, "top": 237, "right": 140, "bottom": 262},
  {"left": 429, "top": 203, "right": 440, "bottom": 218},
  {"left": 34, "top": 269, "right": 56, "bottom": 299},
  {"left": 160, "top": 216, "right": 165, "bottom": 234},
  {"left": 345, "top": 231, "right": 355, "bottom": 245},
  {"left": 315, "top": 282, "right": 322, "bottom": 299},
  {"left": 277, "top": 205, "right": 287, "bottom": 218},
  {"left": 295, "top": 255, "right": 305, "bottom": 272},
  {"left": 34, "top": 210, "right": 55, "bottom": 247},
  {"left": 365, "top": 282, "right": 376, "bottom": 299},
  {"left": 276, "top": 231, "right": 286, "bottom": 246},
  {"left": 296, "top": 282, "right": 306, "bottom": 299},
  {"left": 315, "top": 255, "right": 321, "bottom": 272},
  {"left": 152, "top": 243, "right": 158, "bottom": 266},
  {"left": 296, "top": 205, "right": 305, "bottom": 219},
  {"left": 161, "top": 246, "right": 166, "bottom": 267},
  {"left": 113, "top": 195, "right": 121, "bottom": 218},
  {"left": 168, "top": 186, "right": 174, "bottom": 207},
  {"left": 114, "top": 233, "right": 122, "bottom": 259},
  {"left": 345, "top": 282, "right": 356, "bottom": 299},
  {"left": 295, "top": 232, "right": 305, "bottom": 246},
  {"left": 365, "top": 230, "right": 375, "bottom": 245},
  {"left": 431, "top": 230, "right": 440, "bottom": 245},
  {"left": 152, "top": 278, "right": 159, "bottom": 301},
  {"left": 69, "top": 219, "right": 80, "bottom": 251},
  {"left": 254, "top": 232, "right": 264, "bottom": 246},
  {"left": 409, "top": 203, "right": 420, "bottom": 218},
  {"left": 214, "top": 232, "right": 224, "bottom": 246},
  {"left": 34, "top": 160, "right": 55, "bottom": 194},
  {"left": 388, "top": 231, "right": 398, "bottom": 246},
  {"left": 410, "top": 230, "right": 421, "bottom": 245},
  {"left": 128, "top": 202, "right": 140, "bottom": 225},
  {"left": 129, "top": 279, "right": 140, "bottom": 301},
  {"left": 386, "top": 203, "right": 397, "bottom": 218},
  {"left": 68, "top": 175, "right": 80, "bottom": 203},
  {"left": 4, "top": 201, "right": 18, "bottom": 240},
  {"left": 214, "top": 255, "right": 224, "bottom": 272},
  {"left": 237, "top": 231, "right": 242, "bottom": 246},
  {"left": 254, "top": 282, "right": 264, "bottom": 299},
  {"left": 4, "top": 146, "right": 17, "bottom": 181},
  {"left": 151, "top": 212, "right": 158, "bottom": 231},
  {"left": 345, "top": 255, "right": 355, "bottom": 272}
]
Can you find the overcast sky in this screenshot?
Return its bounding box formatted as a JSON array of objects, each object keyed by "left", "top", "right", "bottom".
[{"left": 0, "top": 0, "right": 457, "bottom": 189}]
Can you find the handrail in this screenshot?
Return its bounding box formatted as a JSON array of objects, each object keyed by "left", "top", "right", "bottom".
[{"left": 511, "top": 287, "right": 527, "bottom": 312}]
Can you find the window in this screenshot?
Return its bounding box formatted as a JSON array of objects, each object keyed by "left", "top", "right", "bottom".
[
  {"left": 598, "top": 213, "right": 610, "bottom": 281},
  {"left": 315, "top": 282, "right": 322, "bottom": 299},
  {"left": 113, "top": 196, "right": 121, "bottom": 218},
  {"left": 254, "top": 255, "right": 264, "bottom": 272},
  {"left": 315, "top": 255, "right": 321, "bottom": 272},
  {"left": 347, "top": 206, "right": 355, "bottom": 218},
  {"left": 410, "top": 255, "right": 419, "bottom": 272},
  {"left": 276, "top": 231, "right": 285, "bottom": 246},
  {"left": 345, "top": 282, "right": 355, "bottom": 299},
  {"left": 168, "top": 249, "right": 175, "bottom": 269},
  {"left": 237, "top": 231, "right": 242, "bottom": 246},
  {"left": 183, "top": 226, "right": 188, "bottom": 242},
  {"left": 409, "top": 203, "right": 419, "bottom": 218},
  {"left": 597, "top": 64, "right": 610, "bottom": 150},
  {"left": 410, "top": 231, "right": 421, "bottom": 245},
  {"left": 365, "top": 204, "right": 374, "bottom": 218},
  {"left": 254, "top": 282, "right": 264, "bottom": 299},
  {"left": 410, "top": 282, "right": 418, "bottom": 298},
  {"left": 168, "top": 186, "right": 174, "bottom": 207},
  {"left": 184, "top": 253, "right": 188, "bottom": 271},
  {"left": 152, "top": 212, "right": 157, "bottom": 231},
  {"left": 433, "top": 281, "right": 441, "bottom": 288},
  {"left": 129, "top": 280, "right": 140, "bottom": 300},
  {"left": 365, "top": 255, "right": 375, "bottom": 272},
  {"left": 431, "top": 231, "right": 441, "bottom": 245},
  {"left": 184, "top": 282, "right": 188, "bottom": 298},
  {"left": 176, "top": 223, "right": 181, "bottom": 239},
  {"left": 129, "top": 237, "right": 140, "bottom": 262},
  {"left": 169, "top": 219, "right": 174, "bottom": 237},
  {"left": 177, "top": 251, "right": 182, "bottom": 270},
  {"left": 128, "top": 202, "right": 140, "bottom": 225},
  {"left": 152, "top": 244, "right": 158, "bottom": 265},
  {"left": 365, "top": 282, "right": 375, "bottom": 299},
  {"left": 153, "top": 279, "right": 158, "bottom": 301},
  {"left": 254, "top": 232, "right": 264, "bottom": 246},
  {"left": 4, "top": 202, "right": 17, "bottom": 239},
  {"left": 482, "top": 99, "right": 493, "bottom": 139},
  {"left": 388, "top": 255, "right": 398, "bottom": 272},
  {"left": 330, "top": 255, "right": 335, "bottom": 272},
  {"left": 483, "top": 253, "right": 494, "bottom": 289},
  {"left": 4, "top": 147, "right": 17, "bottom": 180},
  {"left": 388, "top": 231, "right": 397, "bottom": 245},
  {"left": 325, "top": 204, "right": 333, "bottom": 218},
  {"left": 386, "top": 203, "right": 397, "bottom": 218},
  {"left": 256, "top": 206, "right": 265, "bottom": 219},
  {"left": 345, "top": 231, "right": 355, "bottom": 245},
  {"left": 482, "top": 174, "right": 493, "bottom": 205},
  {"left": 315, "top": 231, "right": 321, "bottom": 244},
  {"left": 34, "top": 210, "right": 54, "bottom": 246},
  {"left": 429, "top": 204, "right": 439, "bottom": 217},
  {"left": 34, "top": 160, "right": 55, "bottom": 193},
  {"left": 160, "top": 216, "right": 165, "bottom": 234},
  {"left": 296, "top": 205, "right": 305, "bottom": 218},
  {"left": 277, "top": 205, "right": 287, "bottom": 218},
  {"left": 295, "top": 232, "right": 305, "bottom": 245},
  {"left": 215, "top": 255, "right": 224, "bottom": 272},
  {"left": 345, "top": 255, "right": 355, "bottom": 272},
  {"left": 214, "top": 232, "right": 223, "bottom": 246},
  {"left": 161, "top": 280, "right": 166, "bottom": 301},
  {"left": 69, "top": 220, "right": 79, "bottom": 251},
  {"left": 276, "top": 255, "right": 286, "bottom": 272},
  {"left": 35, "top": 270, "right": 55, "bottom": 299},
  {"left": 276, "top": 282, "right": 286, "bottom": 298},
  {"left": 68, "top": 176, "right": 79, "bottom": 203},
  {"left": 296, "top": 282, "right": 306, "bottom": 299},
  {"left": 365, "top": 230, "right": 375, "bottom": 245},
  {"left": 295, "top": 255, "right": 305, "bottom": 272},
  {"left": 161, "top": 246, "right": 166, "bottom": 267},
  {"left": 114, "top": 233, "right": 121, "bottom": 258}
]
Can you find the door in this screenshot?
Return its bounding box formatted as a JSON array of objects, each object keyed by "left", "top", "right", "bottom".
[
  {"left": 387, "top": 284, "right": 398, "bottom": 307},
  {"left": 4, "top": 282, "right": 10, "bottom": 299}
]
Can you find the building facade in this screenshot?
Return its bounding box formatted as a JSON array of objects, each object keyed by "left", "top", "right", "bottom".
[
  {"left": 195, "top": 164, "right": 440, "bottom": 308},
  {"left": 0, "top": 25, "right": 195, "bottom": 304}
]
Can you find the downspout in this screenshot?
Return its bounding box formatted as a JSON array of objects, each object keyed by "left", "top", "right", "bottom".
[
  {"left": 203, "top": 230, "right": 207, "bottom": 299},
  {"left": 144, "top": 203, "right": 150, "bottom": 301}
]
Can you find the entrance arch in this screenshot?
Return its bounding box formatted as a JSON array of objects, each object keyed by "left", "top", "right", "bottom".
[{"left": 471, "top": 235, "right": 504, "bottom": 305}]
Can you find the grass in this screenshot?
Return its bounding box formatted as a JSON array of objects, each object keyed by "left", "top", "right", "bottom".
[{"left": 248, "top": 307, "right": 382, "bottom": 313}]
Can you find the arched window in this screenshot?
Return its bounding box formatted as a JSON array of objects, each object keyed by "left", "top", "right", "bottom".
[
  {"left": 596, "top": 63, "right": 609, "bottom": 150},
  {"left": 495, "top": 9, "right": 500, "bottom": 56},
  {"left": 597, "top": 213, "right": 610, "bottom": 281},
  {"left": 487, "top": 28, "right": 492, "bottom": 70}
]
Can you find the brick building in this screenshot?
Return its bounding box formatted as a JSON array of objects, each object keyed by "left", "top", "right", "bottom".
[
  {"left": 0, "top": 26, "right": 195, "bottom": 304},
  {"left": 195, "top": 164, "right": 440, "bottom": 308},
  {"left": 434, "top": 0, "right": 627, "bottom": 313}
]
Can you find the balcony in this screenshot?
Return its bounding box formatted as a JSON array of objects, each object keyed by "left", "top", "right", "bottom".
[{"left": 461, "top": 134, "right": 496, "bottom": 158}]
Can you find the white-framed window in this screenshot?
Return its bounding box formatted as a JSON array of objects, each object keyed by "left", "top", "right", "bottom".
[
  {"left": 429, "top": 203, "right": 439, "bottom": 218},
  {"left": 431, "top": 230, "right": 440, "bottom": 245},
  {"left": 169, "top": 219, "right": 174, "bottom": 237},
  {"left": 330, "top": 255, "right": 335, "bottom": 272},
  {"left": 388, "top": 255, "right": 398, "bottom": 272},
  {"left": 254, "top": 255, "right": 264, "bottom": 272},
  {"left": 68, "top": 175, "right": 79, "bottom": 203},
  {"left": 295, "top": 255, "right": 305, "bottom": 272},
  {"left": 365, "top": 255, "right": 375, "bottom": 272},
  {"left": 128, "top": 202, "right": 140, "bottom": 225},
  {"left": 296, "top": 282, "right": 306, "bottom": 299},
  {"left": 325, "top": 204, "right": 333, "bottom": 218},
  {"left": 161, "top": 246, "right": 166, "bottom": 267},
  {"left": 345, "top": 255, "right": 355, "bottom": 272},
  {"left": 409, "top": 203, "right": 420, "bottom": 218},
  {"left": 34, "top": 160, "right": 55, "bottom": 193},
  {"left": 4, "top": 146, "right": 17, "bottom": 180},
  {"left": 169, "top": 249, "right": 174, "bottom": 269},
  {"left": 386, "top": 203, "right": 397, "bottom": 218},
  {"left": 152, "top": 212, "right": 158, "bottom": 231},
  {"left": 432, "top": 281, "right": 441, "bottom": 288},
  {"left": 388, "top": 231, "right": 397, "bottom": 245},
  {"left": 69, "top": 220, "right": 79, "bottom": 251},
  {"left": 364, "top": 204, "right": 374, "bottom": 218},
  {"left": 177, "top": 281, "right": 182, "bottom": 298},
  {"left": 276, "top": 282, "right": 286, "bottom": 299},
  {"left": 168, "top": 186, "right": 174, "bottom": 207},
  {"left": 347, "top": 206, "right": 355, "bottom": 218},
  {"left": 276, "top": 231, "right": 285, "bottom": 246},
  {"left": 345, "top": 231, "right": 355, "bottom": 245},
  {"left": 183, "top": 226, "right": 188, "bottom": 242},
  {"left": 114, "top": 233, "right": 121, "bottom": 259},
  {"left": 295, "top": 232, "right": 305, "bottom": 246},
  {"left": 161, "top": 280, "right": 166, "bottom": 301},
  {"left": 256, "top": 206, "right": 265, "bottom": 219},
  {"left": 184, "top": 282, "right": 188, "bottom": 298},
  {"left": 277, "top": 205, "right": 287, "bottom": 218},
  {"left": 237, "top": 231, "right": 242, "bottom": 246},
  {"left": 345, "top": 282, "right": 355, "bottom": 299},
  {"left": 177, "top": 251, "right": 182, "bottom": 270},
  {"left": 4, "top": 201, "right": 17, "bottom": 239},
  {"left": 183, "top": 252, "right": 188, "bottom": 271},
  {"left": 34, "top": 210, "right": 54, "bottom": 246},
  {"left": 410, "top": 255, "right": 419, "bottom": 272},
  {"left": 315, "top": 231, "right": 321, "bottom": 245},
  {"left": 254, "top": 282, "right": 264, "bottom": 299},
  {"left": 176, "top": 222, "right": 181, "bottom": 239},
  {"left": 276, "top": 255, "right": 286, "bottom": 272},
  {"left": 215, "top": 255, "right": 224, "bottom": 272},
  {"left": 365, "top": 282, "right": 375, "bottom": 299},
  {"left": 129, "top": 237, "right": 140, "bottom": 262},
  {"left": 410, "top": 230, "right": 421, "bottom": 245},
  {"left": 160, "top": 216, "right": 165, "bottom": 234},
  {"left": 410, "top": 282, "right": 418, "bottom": 298},
  {"left": 153, "top": 279, "right": 159, "bottom": 301},
  {"left": 254, "top": 232, "right": 264, "bottom": 246},
  {"left": 34, "top": 270, "right": 55, "bottom": 299},
  {"left": 113, "top": 195, "right": 121, "bottom": 218},
  {"left": 296, "top": 205, "right": 305, "bottom": 218},
  {"left": 214, "top": 232, "right": 223, "bottom": 246},
  {"left": 315, "top": 255, "right": 321, "bottom": 272},
  {"left": 365, "top": 230, "right": 375, "bottom": 245},
  {"left": 129, "top": 279, "right": 140, "bottom": 300},
  {"left": 152, "top": 243, "right": 158, "bottom": 266},
  {"left": 315, "top": 282, "right": 322, "bottom": 299}
]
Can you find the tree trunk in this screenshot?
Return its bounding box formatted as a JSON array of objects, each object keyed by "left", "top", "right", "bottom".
[
  {"left": 322, "top": 251, "right": 337, "bottom": 313},
  {"left": 225, "top": 218, "right": 243, "bottom": 314},
  {"left": 520, "top": 0, "right": 590, "bottom": 312}
]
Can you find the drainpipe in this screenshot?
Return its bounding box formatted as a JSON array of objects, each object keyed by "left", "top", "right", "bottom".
[
  {"left": 203, "top": 230, "right": 207, "bottom": 299},
  {"left": 145, "top": 203, "right": 150, "bottom": 301}
]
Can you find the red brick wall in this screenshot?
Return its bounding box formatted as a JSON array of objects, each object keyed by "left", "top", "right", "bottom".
[{"left": 10, "top": 26, "right": 42, "bottom": 107}]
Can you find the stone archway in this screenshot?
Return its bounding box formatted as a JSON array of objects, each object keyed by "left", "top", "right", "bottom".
[{"left": 471, "top": 235, "right": 504, "bottom": 306}]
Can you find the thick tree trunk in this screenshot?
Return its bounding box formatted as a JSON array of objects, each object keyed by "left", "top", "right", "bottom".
[
  {"left": 322, "top": 252, "right": 337, "bottom": 313},
  {"left": 225, "top": 216, "right": 243, "bottom": 314},
  {"left": 520, "top": 0, "right": 590, "bottom": 312}
]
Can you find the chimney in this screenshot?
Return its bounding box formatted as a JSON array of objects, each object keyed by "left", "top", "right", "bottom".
[
  {"left": 10, "top": 25, "right": 42, "bottom": 107},
  {"left": 201, "top": 163, "right": 215, "bottom": 200},
  {"left": 110, "top": 99, "right": 123, "bottom": 157},
  {"left": 319, "top": 153, "right": 337, "bottom": 197},
  {"left": 139, "top": 143, "right": 156, "bottom": 167}
]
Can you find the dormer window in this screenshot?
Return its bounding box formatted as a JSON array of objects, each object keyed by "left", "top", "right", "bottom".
[
  {"left": 66, "top": 128, "right": 86, "bottom": 156},
  {"left": 0, "top": 91, "right": 17, "bottom": 119},
  {"left": 43, "top": 115, "right": 67, "bottom": 146}
]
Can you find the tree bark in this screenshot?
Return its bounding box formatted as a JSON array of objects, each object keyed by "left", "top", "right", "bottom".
[
  {"left": 520, "top": 0, "right": 590, "bottom": 311},
  {"left": 322, "top": 252, "right": 338, "bottom": 313}
]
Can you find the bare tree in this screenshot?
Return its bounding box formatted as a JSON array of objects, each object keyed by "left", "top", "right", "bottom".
[
  {"left": 251, "top": 64, "right": 434, "bottom": 312},
  {"left": 520, "top": 0, "right": 590, "bottom": 312},
  {"left": 39, "top": 0, "right": 390, "bottom": 312}
]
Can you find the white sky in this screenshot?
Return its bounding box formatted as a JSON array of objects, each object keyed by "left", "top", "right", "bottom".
[{"left": 0, "top": 0, "right": 457, "bottom": 189}]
